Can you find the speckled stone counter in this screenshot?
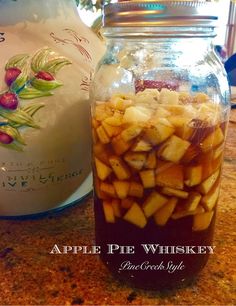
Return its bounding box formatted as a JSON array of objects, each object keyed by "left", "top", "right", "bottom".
[{"left": 0, "top": 111, "right": 236, "bottom": 306}]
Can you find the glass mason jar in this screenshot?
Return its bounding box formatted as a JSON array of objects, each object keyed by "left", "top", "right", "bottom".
[
  {"left": 90, "top": 1, "right": 230, "bottom": 289},
  {"left": 0, "top": 0, "right": 104, "bottom": 216}
]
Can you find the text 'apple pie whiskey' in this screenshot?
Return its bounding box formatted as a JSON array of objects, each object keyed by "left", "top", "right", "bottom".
[{"left": 90, "top": 1, "right": 230, "bottom": 289}]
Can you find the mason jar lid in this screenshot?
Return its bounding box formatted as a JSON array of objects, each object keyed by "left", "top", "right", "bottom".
[{"left": 103, "top": 1, "right": 218, "bottom": 28}]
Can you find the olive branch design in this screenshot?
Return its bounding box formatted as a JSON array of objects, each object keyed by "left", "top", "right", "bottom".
[{"left": 0, "top": 47, "right": 72, "bottom": 151}]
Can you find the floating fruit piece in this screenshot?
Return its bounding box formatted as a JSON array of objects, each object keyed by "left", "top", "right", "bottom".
[
  {"left": 181, "top": 145, "right": 201, "bottom": 164},
  {"left": 100, "top": 182, "right": 117, "bottom": 198},
  {"left": 109, "top": 156, "right": 131, "bottom": 180},
  {"left": 94, "top": 157, "right": 112, "bottom": 181},
  {"left": 188, "top": 119, "right": 214, "bottom": 145},
  {"left": 201, "top": 183, "right": 220, "bottom": 211},
  {"left": 135, "top": 79, "right": 178, "bottom": 93},
  {"left": 94, "top": 178, "right": 109, "bottom": 200},
  {"left": 110, "top": 94, "right": 133, "bottom": 111},
  {"left": 197, "top": 169, "right": 220, "bottom": 195},
  {"left": 159, "top": 135, "right": 190, "bottom": 163},
  {"left": 113, "top": 180, "right": 130, "bottom": 199},
  {"left": 124, "top": 152, "right": 146, "bottom": 170},
  {"left": 104, "top": 112, "right": 123, "bottom": 126},
  {"left": 123, "top": 106, "right": 152, "bottom": 124},
  {"left": 193, "top": 92, "right": 209, "bottom": 104},
  {"left": 143, "top": 191, "right": 168, "bottom": 218},
  {"left": 128, "top": 181, "right": 144, "bottom": 198},
  {"left": 156, "top": 161, "right": 184, "bottom": 190},
  {"left": 144, "top": 119, "right": 174, "bottom": 145},
  {"left": 0, "top": 131, "right": 14, "bottom": 144},
  {"left": 0, "top": 92, "right": 19, "bottom": 110},
  {"left": 103, "top": 201, "right": 115, "bottom": 223},
  {"left": 102, "top": 121, "right": 121, "bottom": 137},
  {"left": 121, "top": 197, "right": 134, "bottom": 209},
  {"left": 94, "top": 103, "right": 112, "bottom": 121},
  {"left": 184, "top": 192, "right": 202, "bottom": 211},
  {"left": 159, "top": 88, "right": 179, "bottom": 105},
  {"left": 123, "top": 202, "right": 147, "bottom": 228},
  {"left": 132, "top": 139, "right": 152, "bottom": 152},
  {"left": 36, "top": 71, "right": 55, "bottom": 81},
  {"left": 171, "top": 205, "right": 205, "bottom": 220},
  {"left": 145, "top": 150, "right": 157, "bottom": 169},
  {"left": 112, "top": 135, "right": 132, "bottom": 155},
  {"left": 5, "top": 67, "right": 21, "bottom": 87},
  {"left": 93, "top": 142, "right": 111, "bottom": 165},
  {"left": 213, "top": 143, "right": 224, "bottom": 160},
  {"left": 192, "top": 211, "right": 214, "bottom": 231},
  {"left": 121, "top": 125, "right": 143, "bottom": 142},
  {"left": 140, "top": 169, "right": 155, "bottom": 188},
  {"left": 162, "top": 187, "right": 189, "bottom": 199},
  {"left": 197, "top": 151, "right": 214, "bottom": 180},
  {"left": 96, "top": 125, "right": 110, "bottom": 144},
  {"left": 200, "top": 127, "right": 224, "bottom": 152},
  {"left": 184, "top": 165, "right": 202, "bottom": 187},
  {"left": 111, "top": 199, "right": 122, "bottom": 217},
  {"left": 154, "top": 197, "right": 178, "bottom": 226}
]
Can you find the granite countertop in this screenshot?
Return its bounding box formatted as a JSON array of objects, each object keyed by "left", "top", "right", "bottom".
[{"left": 0, "top": 111, "right": 236, "bottom": 306}]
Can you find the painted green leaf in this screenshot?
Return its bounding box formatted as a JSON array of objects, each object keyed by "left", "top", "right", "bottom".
[
  {"left": 5, "top": 54, "right": 29, "bottom": 70},
  {"left": 0, "top": 125, "right": 26, "bottom": 145},
  {"left": 31, "top": 78, "right": 62, "bottom": 92},
  {"left": 22, "top": 103, "right": 45, "bottom": 117},
  {"left": 43, "top": 58, "right": 72, "bottom": 74},
  {"left": 10, "top": 64, "right": 29, "bottom": 93},
  {"left": 18, "top": 87, "right": 53, "bottom": 99},
  {"left": 31, "top": 47, "right": 51, "bottom": 73},
  {"left": 0, "top": 142, "right": 24, "bottom": 152},
  {"left": 0, "top": 109, "right": 40, "bottom": 129}
]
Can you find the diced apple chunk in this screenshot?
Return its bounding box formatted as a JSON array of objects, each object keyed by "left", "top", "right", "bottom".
[
  {"left": 198, "top": 169, "right": 220, "bottom": 195},
  {"left": 113, "top": 180, "right": 130, "bottom": 199},
  {"left": 213, "top": 144, "right": 224, "bottom": 159},
  {"left": 111, "top": 199, "right": 122, "bottom": 217},
  {"left": 154, "top": 197, "right": 178, "bottom": 226},
  {"left": 156, "top": 161, "right": 184, "bottom": 189},
  {"left": 109, "top": 156, "right": 131, "bottom": 180},
  {"left": 94, "top": 178, "right": 109, "bottom": 200},
  {"left": 95, "top": 104, "right": 112, "bottom": 121},
  {"left": 144, "top": 121, "right": 174, "bottom": 145},
  {"left": 112, "top": 135, "right": 132, "bottom": 155},
  {"left": 93, "top": 143, "right": 111, "bottom": 165},
  {"left": 145, "top": 151, "right": 157, "bottom": 169},
  {"left": 103, "top": 201, "right": 115, "bottom": 223},
  {"left": 140, "top": 170, "right": 155, "bottom": 188},
  {"left": 184, "top": 192, "right": 202, "bottom": 211},
  {"left": 121, "top": 197, "right": 134, "bottom": 209},
  {"left": 128, "top": 181, "right": 144, "bottom": 198},
  {"left": 95, "top": 157, "right": 112, "bottom": 181},
  {"left": 171, "top": 205, "right": 205, "bottom": 220},
  {"left": 123, "top": 106, "right": 151, "bottom": 124},
  {"left": 184, "top": 165, "right": 202, "bottom": 187},
  {"left": 104, "top": 111, "right": 123, "bottom": 126},
  {"left": 160, "top": 135, "right": 191, "bottom": 163},
  {"left": 96, "top": 125, "right": 110, "bottom": 144},
  {"left": 200, "top": 127, "right": 224, "bottom": 152},
  {"left": 201, "top": 184, "right": 220, "bottom": 211},
  {"left": 162, "top": 187, "right": 189, "bottom": 199},
  {"left": 110, "top": 95, "right": 133, "bottom": 111},
  {"left": 132, "top": 139, "right": 152, "bottom": 152},
  {"left": 143, "top": 191, "right": 168, "bottom": 218},
  {"left": 192, "top": 211, "right": 214, "bottom": 231},
  {"left": 102, "top": 121, "right": 121, "bottom": 137},
  {"left": 124, "top": 152, "right": 146, "bottom": 170},
  {"left": 123, "top": 202, "right": 147, "bottom": 228},
  {"left": 100, "top": 182, "right": 117, "bottom": 198},
  {"left": 121, "top": 125, "right": 143, "bottom": 142},
  {"left": 159, "top": 88, "right": 179, "bottom": 105}
]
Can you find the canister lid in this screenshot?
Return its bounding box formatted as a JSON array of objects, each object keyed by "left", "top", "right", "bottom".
[{"left": 103, "top": 1, "right": 218, "bottom": 27}]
